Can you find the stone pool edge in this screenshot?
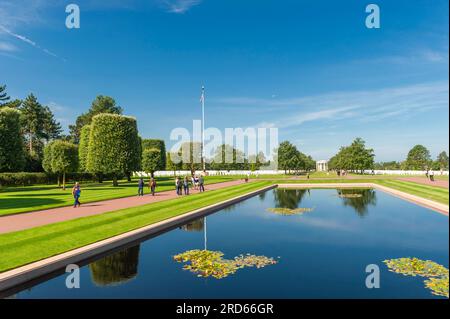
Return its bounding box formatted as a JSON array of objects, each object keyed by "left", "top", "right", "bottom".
[
  {"left": 277, "top": 183, "right": 449, "bottom": 215},
  {"left": 0, "top": 184, "right": 276, "bottom": 292}
]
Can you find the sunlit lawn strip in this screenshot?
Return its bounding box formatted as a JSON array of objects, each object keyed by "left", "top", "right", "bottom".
[
  {"left": 376, "top": 180, "right": 449, "bottom": 205},
  {"left": 0, "top": 181, "right": 270, "bottom": 273},
  {"left": 0, "top": 176, "right": 236, "bottom": 216}
]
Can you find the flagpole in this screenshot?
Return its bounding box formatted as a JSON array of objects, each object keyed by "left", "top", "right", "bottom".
[
  {"left": 201, "top": 86, "right": 206, "bottom": 171},
  {"left": 204, "top": 217, "right": 207, "bottom": 250}
]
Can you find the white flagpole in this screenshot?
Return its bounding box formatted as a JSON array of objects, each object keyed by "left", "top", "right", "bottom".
[
  {"left": 204, "top": 217, "right": 207, "bottom": 250},
  {"left": 201, "top": 86, "right": 206, "bottom": 171}
]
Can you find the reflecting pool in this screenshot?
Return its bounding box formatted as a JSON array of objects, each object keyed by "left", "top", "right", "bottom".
[{"left": 7, "top": 188, "right": 449, "bottom": 299}]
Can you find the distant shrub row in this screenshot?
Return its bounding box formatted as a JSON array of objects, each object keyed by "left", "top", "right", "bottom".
[{"left": 0, "top": 172, "right": 124, "bottom": 187}]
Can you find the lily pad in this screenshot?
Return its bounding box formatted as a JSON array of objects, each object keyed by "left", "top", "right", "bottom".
[
  {"left": 425, "top": 277, "right": 449, "bottom": 298},
  {"left": 384, "top": 257, "right": 449, "bottom": 298},
  {"left": 384, "top": 258, "right": 449, "bottom": 278},
  {"left": 266, "top": 207, "right": 314, "bottom": 216},
  {"left": 174, "top": 249, "right": 278, "bottom": 279}
]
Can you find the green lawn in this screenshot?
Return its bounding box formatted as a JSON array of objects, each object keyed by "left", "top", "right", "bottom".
[
  {"left": 0, "top": 181, "right": 271, "bottom": 273},
  {"left": 376, "top": 180, "right": 449, "bottom": 205},
  {"left": 0, "top": 176, "right": 236, "bottom": 216}
]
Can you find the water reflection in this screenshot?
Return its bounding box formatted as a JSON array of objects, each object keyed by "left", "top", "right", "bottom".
[
  {"left": 89, "top": 245, "right": 140, "bottom": 287},
  {"left": 337, "top": 189, "right": 377, "bottom": 217},
  {"left": 273, "top": 188, "right": 308, "bottom": 209},
  {"left": 180, "top": 217, "right": 205, "bottom": 232}
]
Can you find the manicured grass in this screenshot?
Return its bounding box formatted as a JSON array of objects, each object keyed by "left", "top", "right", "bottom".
[
  {"left": 0, "top": 181, "right": 271, "bottom": 273},
  {"left": 376, "top": 180, "right": 449, "bottom": 205},
  {"left": 0, "top": 176, "right": 236, "bottom": 216}
]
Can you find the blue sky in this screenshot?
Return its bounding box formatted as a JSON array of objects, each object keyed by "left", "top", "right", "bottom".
[{"left": 0, "top": 0, "right": 448, "bottom": 161}]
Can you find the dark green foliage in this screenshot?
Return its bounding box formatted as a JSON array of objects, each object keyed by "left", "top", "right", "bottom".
[
  {"left": 210, "top": 144, "right": 247, "bottom": 171},
  {"left": 142, "top": 148, "right": 163, "bottom": 177},
  {"left": 328, "top": 138, "right": 375, "bottom": 172},
  {"left": 43, "top": 140, "right": 78, "bottom": 188},
  {"left": 0, "top": 107, "right": 25, "bottom": 172},
  {"left": 277, "top": 141, "right": 315, "bottom": 173},
  {"left": 141, "top": 139, "right": 166, "bottom": 169},
  {"left": 78, "top": 125, "right": 91, "bottom": 172},
  {"left": 405, "top": 145, "right": 431, "bottom": 170},
  {"left": 0, "top": 84, "right": 10, "bottom": 105},
  {"left": 89, "top": 245, "right": 140, "bottom": 286},
  {"left": 0, "top": 172, "right": 50, "bottom": 186},
  {"left": 69, "top": 95, "right": 123, "bottom": 143},
  {"left": 374, "top": 161, "right": 401, "bottom": 170},
  {"left": 87, "top": 114, "right": 140, "bottom": 185},
  {"left": 19, "top": 94, "right": 61, "bottom": 166},
  {"left": 436, "top": 151, "right": 449, "bottom": 170}
]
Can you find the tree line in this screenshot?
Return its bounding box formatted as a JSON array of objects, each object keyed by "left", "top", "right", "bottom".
[{"left": 374, "top": 146, "right": 448, "bottom": 171}]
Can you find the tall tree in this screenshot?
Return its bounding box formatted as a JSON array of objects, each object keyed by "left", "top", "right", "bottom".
[
  {"left": 141, "top": 139, "right": 167, "bottom": 170},
  {"left": 69, "top": 95, "right": 123, "bottom": 143},
  {"left": 178, "top": 141, "right": 203, "bottom": 174},
  {"left": 0, "top": 107, "right": 26, "bottom": 172},
  {"left": 0, "top": 85, "right": 21, "bottom": 109},
  {"left": 210, "top": 144, "right": 248, "bottom": 171},
  {"left": 277, "top": 141, "right": 299, "bottom": 174},
  {"left": 20, "top": 94, "right": 45, "bottom": 155},
  {"left": 142, "top": 148, "right": 162, "bottom": 177},
  {"left": 43, "top": 140, "right": 78, "bottom": 190},
  {"left": 42, "top": 106, "right": 63, "bottom": 141},
  {"left": 405, "top": 145, "right": 431, "bottom": 170},
  {"left": 328, "top": 138, "right": 374, "bottom": 173},
  {"left": 166, "top": 151, "right": 183, "bottom": 175},
  {"left": 78, "top": 125, "right": 91, "bottom": 172},
  {"left": 0, "top": 85, "right": 9, "bottom": 105},
  {"left": 436, "top": 151, "right": 449, "bottom": 170},
  {"left": 87, "top": 114, "right": 140, "bottom": 186}
]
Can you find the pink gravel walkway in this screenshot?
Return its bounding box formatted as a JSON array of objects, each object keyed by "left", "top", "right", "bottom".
[
  {"left": 0, "top": 180, "right": 246, "bottom": 234},
  {"left": 398, "top": 177, "right": 449, "bottom": 189}
]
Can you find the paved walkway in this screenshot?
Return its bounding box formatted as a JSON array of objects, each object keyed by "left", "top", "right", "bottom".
[
  {"left": 398, "top": 177, "right": 449, "bottom": 189},
  {"left": 0, "top": 180, "right": 246, "bottom": 234}
]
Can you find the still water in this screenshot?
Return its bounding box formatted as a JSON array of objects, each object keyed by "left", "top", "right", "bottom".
[{"left": 8, "top": 188, "right": 449, "bottom": 298}]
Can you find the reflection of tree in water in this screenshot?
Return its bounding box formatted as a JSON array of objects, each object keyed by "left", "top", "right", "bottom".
[
  {"left": 258, "top": 191, "right": 266, "bottom": 201},
  {"left": 180, "top": 217, "right": 205, "bottom": 232},
  {"left": 337, "top": 189, "right": 377, "bottom": 217},
  {"left": 273, "top": 189, "right": 308, "bottom": 209},
  {"left": 89, "top": 245, "right": 140, "bottom": 286}
]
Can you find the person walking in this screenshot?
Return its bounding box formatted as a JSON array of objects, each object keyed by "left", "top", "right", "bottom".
[
  {"left": 175, "top": 177, "right": 182, "bottom": 195},
  {"left": 199, "top": 175, "right": 205, "bottom": 192},
  {"left": 429, "top": 169, "right": 435, "bottom": 182},
  {"left": 191, "top": 175, "right": 197, "bottom": 190},
  {"left": 72, "top": 182, "right": 81, "bottom": 208},
  {"left": 149, "top": 177, "right": 156, "bottom": 196},
  {"left": 138, "top": 178, "right": 144, "bottom": 196},
  {"left": 183, "top": 176, "right": 190, "bottom": 195}
]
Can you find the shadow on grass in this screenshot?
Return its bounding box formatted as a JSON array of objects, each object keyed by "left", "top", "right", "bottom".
[{"left": 0, "top": 197, "right": 65, "bottom": 210}]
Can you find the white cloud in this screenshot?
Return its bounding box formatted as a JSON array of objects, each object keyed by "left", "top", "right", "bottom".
[
  {"left": 0, "top": 41, "right": 17, "bottom": 52},
  {"left": 0, "top": 24, "right": 64, "bottom": 61},
  {"left": 163, "top": 0, "right": 202, "bottom": 14},
  {"left": 217, "top": 82, "right": 449, "bottom": 130}
]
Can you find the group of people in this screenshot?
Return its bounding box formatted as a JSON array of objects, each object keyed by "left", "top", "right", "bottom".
[
  {"left": 137, "top": 177, "right": 157, "bottom": 196},
  {"left": 175, "top": 175, "right": 205, "bottom": 195}
]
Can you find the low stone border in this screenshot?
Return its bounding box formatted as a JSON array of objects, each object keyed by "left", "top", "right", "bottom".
[
  {"left": 1, "top": 182, "right": 447, "bottom": 294},
  {"left": 0, "top": 184, "right": 276, "bottom": 293}
]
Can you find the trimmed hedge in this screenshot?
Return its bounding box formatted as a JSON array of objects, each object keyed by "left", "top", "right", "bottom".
[{"left": 0, "top": 172, "right": 125, "bottom": 187}]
